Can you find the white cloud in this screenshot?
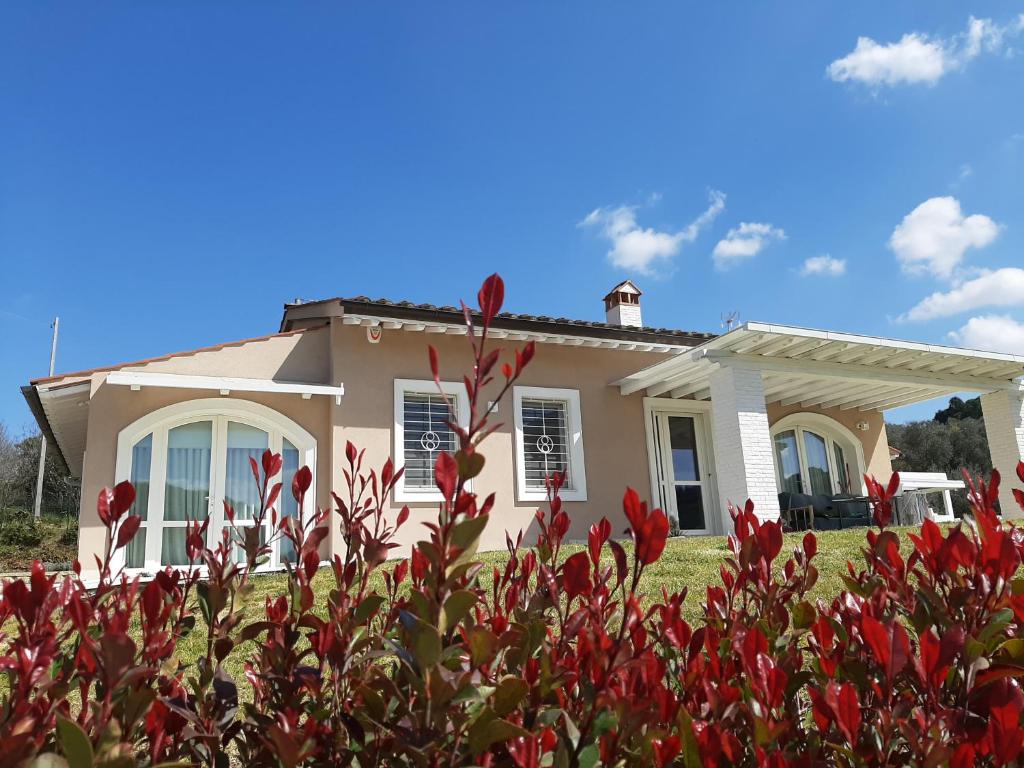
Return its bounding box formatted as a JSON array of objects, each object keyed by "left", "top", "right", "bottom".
[
  {"left": 949, "top": 314, "right": 1024, "bottom": 354},
  {"left": 801, "top": 255, "right": 847, "bottom": 277},
  {"left": 901, "top": 268, "right": 1024, "bottom": 321},
  {"left": 712, "top": 222, "right": 785, "bottom": 269},
  {"left": 580, "top": 190, "right": 725, "bottom": 275},
  {"left": 828, "top": 14, "right": 1024, "bottom": 87},
  {"left": 888, "top": 196, "right": 999, "bottom": 281}
]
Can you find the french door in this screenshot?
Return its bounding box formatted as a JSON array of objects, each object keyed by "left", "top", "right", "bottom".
[
  {"left": 649, "top": 410, "right": 715, "bottom": 535},
  {"left": 117, "top": 405, "right": 311, "bottom": 572}
]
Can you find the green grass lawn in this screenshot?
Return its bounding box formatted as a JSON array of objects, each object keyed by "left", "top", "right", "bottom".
[{"left": 161, "top": 525, "right": 889, "bottom": 689}]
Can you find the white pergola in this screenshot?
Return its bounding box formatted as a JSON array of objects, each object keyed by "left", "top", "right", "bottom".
[
  {"left": 614, "top": 322, "right": 1024, "bottom": 524},
  {"left": 615, "top": 322, "right": 1024, "bottom": 411}
]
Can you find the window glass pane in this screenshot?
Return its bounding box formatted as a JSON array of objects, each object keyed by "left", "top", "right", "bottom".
[
  {"left": 126, "top": 434, "right": 152, "bottom": 568},
  {"left": 803, "top": 430, "right": 833, "bottom": 496},
  {"left": 521, "top": 399, "right": 571, "bottom": 489},
  {"left": 225, "top": 422, "right": 269, "bottom": 520},
  {"left": 161, "top": 528, "right": 188, "bottom": 566},
  {"left": 675, "top": 486, "right": 705, "bottom": 530},
  {"left": 834, "top": 442, "right": 851, "bottom": 495},
  {"left": 280, "top": 438, "right": 300, "bottom": 564},
  {"left": 403, "top": 392, "right": 456, "bottom": 489},
  {"left": 667, "top": 416, "right": 699, "bottom": 482},
  {"left": 164, "top": 422, "right": 213, "bottom": 522},
  {"left": 773, "top": 430, "right": 803, "bottom": 495}
]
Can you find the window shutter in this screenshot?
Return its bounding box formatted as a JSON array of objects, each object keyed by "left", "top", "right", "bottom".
[
  {"left": 520, "top": 398, "right": 571, "bottom": 489},
  {"left": 403, "top": 392, "right": 456, "bottom": 488}
]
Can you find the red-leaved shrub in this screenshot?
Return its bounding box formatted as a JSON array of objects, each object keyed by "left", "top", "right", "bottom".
[{"left": 4, "top": 274, "right": 1024, "bottom": 766}]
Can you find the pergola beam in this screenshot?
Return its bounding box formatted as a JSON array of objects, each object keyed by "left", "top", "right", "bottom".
[{"left": 702, "top": 351, "right": 1014, "bottom": 394}]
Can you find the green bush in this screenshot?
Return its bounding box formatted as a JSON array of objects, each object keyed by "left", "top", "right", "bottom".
[{"left": 0, "top": 512, "right": 43, "bottom": 547}]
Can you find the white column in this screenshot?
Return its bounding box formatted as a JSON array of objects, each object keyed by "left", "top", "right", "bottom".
[
  {"left": 981, "top": 384, "right": 1024, "bottom": 519},
  {"left": 942, "top": 490, "right": 954, "bottom": 520},
  {"left": 709, "top": 364, "right": 781, "bottom": 528}
]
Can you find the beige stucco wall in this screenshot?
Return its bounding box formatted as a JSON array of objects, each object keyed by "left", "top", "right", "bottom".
[
  {"left": 123, "top": 327, "right": 331, "bottom": 383},
  {"left": 766, "top": 400, "right": 893, "bottom": 487},
  {"left": 330, "top": 324, "right": 666, "bottom": 553}
]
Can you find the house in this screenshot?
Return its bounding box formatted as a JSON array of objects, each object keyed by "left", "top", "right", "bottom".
[{"left": 22, "top": 281, "right": 1024, "bottom": 576}]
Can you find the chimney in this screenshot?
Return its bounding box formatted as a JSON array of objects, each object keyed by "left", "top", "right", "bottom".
[{"left": 603, "top": 280, "right": 643, "bottom": 327}]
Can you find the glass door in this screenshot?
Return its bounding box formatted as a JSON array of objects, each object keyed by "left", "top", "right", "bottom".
[
  {"left": 161, "top": 421, "right": 214, "bottom": 566},
  {"left": 220, "top": 421, "right": 270, "bottom": 564},
  {"left": 653, "top": 413, "right": 712, "bottom": 534}
]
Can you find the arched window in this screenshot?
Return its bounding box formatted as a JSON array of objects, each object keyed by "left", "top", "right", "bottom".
[
  {"left": 770, "top": 414, "right": 864, "bottom": 497},
  {"left": 114, "top": 399, "right": 316, "bottom": 572}
]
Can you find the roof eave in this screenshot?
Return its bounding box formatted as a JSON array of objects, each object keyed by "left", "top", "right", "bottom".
[{"left": 20, "top": 384, "right": 71, "bottom": 476}]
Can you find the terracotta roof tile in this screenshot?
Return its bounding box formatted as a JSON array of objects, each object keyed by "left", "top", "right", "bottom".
[{"left": 285, "top": 295, "right": 715, "bottom": 345}]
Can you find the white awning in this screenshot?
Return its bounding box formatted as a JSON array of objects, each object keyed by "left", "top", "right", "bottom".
[
  {"left": 614, "top": 322, "right": 1024, "bottom": 412},
  {"left": 106, "top": 371, "right": 345, "bottom": 404}
]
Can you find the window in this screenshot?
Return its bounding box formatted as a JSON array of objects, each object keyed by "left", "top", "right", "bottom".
[
  {"left": 114, "top": 399, "right": 316, "bottom": 572},
  {"left": 513, "top": 386, "right": 587, "bottom": 502},
  {"left": 770, "top": 415, "right": 863, "bottom": 498},
  {"left": 393, "top": 379, "right": 469, "bottom": 502},
  {"left": 773, "top": 430, "right": 803, "bottom": 495}
]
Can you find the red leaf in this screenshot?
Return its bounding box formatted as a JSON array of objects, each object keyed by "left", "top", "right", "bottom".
[
  {"left": 396, "top": 506, "right": 410, "bottom": 528},
  {"left": 551, "top": 511, "right": 570, "bottom": 541},
  {"left": 623, "top": 487, "right": 644, "bottom": 532},
  {"left": 428, "top": 345, "right": 440, "bottom": 381},
  {"left": 587, "top": 523, "right": 603, "bottom": 565},
  {"left": 292, "top": 466, "right": 312, "bottom": 501},
  {"left": 345, "top": 441, "right": 358, "bottom": 466},
  {"left": 861, "top": 614, "right": 890, "bottom": 675},
  {"left": 755, "top": 520, "right": 783, "bottom": 563},
  {"left": 802, "top": 531, "right": 817, "bottom": 559},
  {"left": 608, "top": 539, "right": 628, "bottom": 586},
  {"left": 950, "top": 744, "right": 975, "bottom": 768},
  {"left": 112, "top": 481, "right": 136, "bottom": 519},
  {"left": 636, "top": 509, "right": 669, "bottom": 565},
  {"left": 434, "top": 451, "right": 458, "bottom": 501},
  {"left": 827, "top": 682, "right": 861, "bottom": 746},
  {"left": 393, "top": 559, "right": 409, "bottom": 585},
  {"left": 1017, "top": 460, "right": 1024, "bottom": 485},
  {"left": 115, "top": 515, "right": 142, "bottom": 550},
  {"left": 97, "top": 487, "right": 113, "bottom": 526},
  {"left": 478, "top": 273, "right": 505, "bottom": 323},
  {"left": 262, "top": 449, "right": 283, "bottom": 480},
  {"left": 562, "top": 551, "right": 592, "bottom": 599}
]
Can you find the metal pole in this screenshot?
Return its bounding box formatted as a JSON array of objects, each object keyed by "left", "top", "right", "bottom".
[{"left": 32, "top": 317, "right": 59, "bottom": 520}]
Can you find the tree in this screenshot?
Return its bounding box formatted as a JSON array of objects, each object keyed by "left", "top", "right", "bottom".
[
  {"left": 0, "top": 423, "right": 19, "bottom": 512},
  {"left": 888, "top": 397, "right": 990, "bottom": 517},
  {"left": 934, "top": 395, "right": 982, "bottom": 424},
  {"left": 0, "top": 423, "right": 80, "bottom": 517}
]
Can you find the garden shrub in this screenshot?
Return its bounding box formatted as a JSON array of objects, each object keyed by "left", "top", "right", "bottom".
[
  {"left": 3, "top": 273, "right": 1024, "bottom": 766},
  {"left": 0, "top": 511, "right": 42, "bottom": 547}
]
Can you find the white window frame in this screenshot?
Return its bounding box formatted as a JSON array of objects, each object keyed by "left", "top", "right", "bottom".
[
  {"left": 769, "top": 413, "right": 867, "bottom": 497},
  {"left": 112, "top": 398, "right": 317, "bottom": 573},
  {"left": 512, "top": 386, "right": 587, "bottom": 503},
  {"left": 393, "top": 379, "right": 470, "bottom": 503}
]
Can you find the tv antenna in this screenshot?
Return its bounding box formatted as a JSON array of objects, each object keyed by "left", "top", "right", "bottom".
[{"left": 721, "top": 310, "right": 741, "bottom": 332}]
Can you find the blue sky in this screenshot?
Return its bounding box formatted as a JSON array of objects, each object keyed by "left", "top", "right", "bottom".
[{"left": 2, "top": 3, "right": 1023, "bottom": 431}]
